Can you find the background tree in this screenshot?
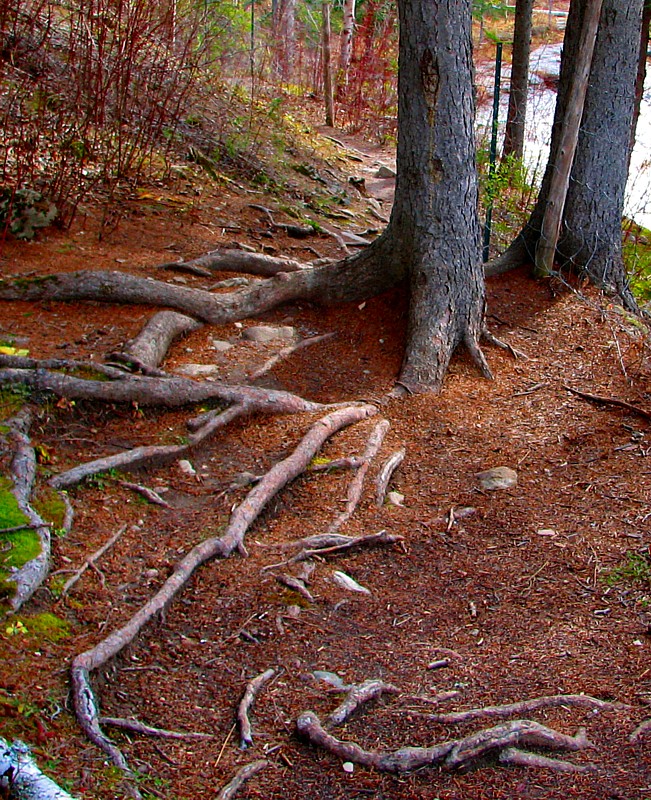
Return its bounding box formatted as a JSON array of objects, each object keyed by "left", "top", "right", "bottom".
[
  {"left": 488, "top": 0, "right": 643, "bottom": 309},
  {"left": 502, "top": 0, "right": 534, "bottom": 161},
  {"left": 337, "top": 0, "right": 356, "bottom": 93}
]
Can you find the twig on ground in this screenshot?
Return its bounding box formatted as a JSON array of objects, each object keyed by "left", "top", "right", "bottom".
[
  {"left": 425, "top": 694, "right": 630, "bottom": 724},
  {"left": 216, "top": 760, "right": 268, "bottom": 800},
  {"left": 564, "top": 385, "right": 651, "bottom": 421},
  {"left": 59, "top": 525, "right": 127, "bottom": 597},
  {"left": 70, "top": 405, "right": 377, "bottom": 780},
  {"left": 237, "top": 669, "right": 276, "bottom": 749},
  {"left": 328, "top": 418, "right": 390, "bottom": 533},
  {"left": 100, "top": 717, "right": 212, "bottom": 740},
  {"left": 375, "top": 448, "right": 405, "bottom": 506},
  {"left": 326, "top": 680, "right": 399, "bottom": 729}
]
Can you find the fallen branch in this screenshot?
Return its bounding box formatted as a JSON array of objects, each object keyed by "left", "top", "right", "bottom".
[
  {"left": 58, "top": 525, "right": 127, "bottom": 597},
  {"left": 237, "top": 668, "right": 276, "bottom": 749},
  {"left": 216, "top": 759, "right": 268, "bottom": 800},
  {"left": 274, "top": 573, "right": 314, "bottom": 602},
  {"left": 100, "top": 717, "right": 212, "bottom": 740},
  {"left": 375, "top": 448, "right": 405, "bottom": 506},
  {"left": 326, "top": 680, "right": 399, "bottom": 729},
  {"left": 425, "top": 694, "right": 630, "bottom": 725},
  {"left": 0, "top": 736, "right": 77, "bottom": 799},
  {"left": 106, "top": 310, "right": 202, "bottom": 373},
  {"left": 70, "top": 404, "right": 377, "bottom": 779},
  {"left": 328, "top": 418, "right": 390, "bottom": 533},
  {"left": 564, "top": 385, "right": 651, "bottom": 422}
]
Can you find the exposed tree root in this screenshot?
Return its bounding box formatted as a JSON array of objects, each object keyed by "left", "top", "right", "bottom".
[
  {"left": 264, "top": 531, "right": 404, "bottom": 570},
  {"left": 100, "top": 717, "right": 212, "bottom": 740},
  {"left": 498, "top": 746, "right": 595, "bottom": 773},
  {"left": 106, "top": 310, "right": 202, "bottom": 374},
  {"left": 425, "top": 694, "right": 630, "bottom": 725},
  {"left": 375, "top": 448, "right": 405, "bottom": 506},
  {"left": 328, "top": 418, "right": 390, "bottom": 533},
  {"left": 215, "top": 759, "right": 268, "bottom": 800},
  {"left": 237, "top": 668, "right": 276, "bottom": 749},
  {"left": 3, "top": 410, "right": 53, "bottom": 612},
  {"left": 157, "top": 247, "right": 309, "bottom": 276},
  {"left": 58, "top": 524, "right": 127, "bottom": 598},
  {"left": 118, "top": 481, "right": 172, "bottom": 508},
  {"left": 70, "top": 405, "right": 377, "bottom": 781},
  {"left": 0, "top": 736, "right": 76, "bottom": 799},
  {"left": 326, "top": 680, "right": 399, "bottom": 728},
  {"left": 482, "top": 327, "right": 529, "bottom": 360},
  {"left": 274, "top": 573, "right": 314, "bottom": 602},
  {"left": 248, "top": 333, "right": 335, "bottom": 383},
  {"left": 629, "top": 717, "right": 651, "bottom": 743}
]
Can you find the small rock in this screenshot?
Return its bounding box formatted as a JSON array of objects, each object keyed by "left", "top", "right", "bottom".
[
  {"left": 537, "top": 528, "right": 557, "bottom": 537},
  {"left": 243, "top": 325, "right": 296, "bottom": 343},
  {"left": 178, "top": 459, "right": 196, "bottom": 476},
  {"left": 211, "top": 339, "right": 233, "bottom": 353},
  {"left": 170, "top": 276, "right": 188, "bottom": 284},
  {"left": 376, "top": 164, "right": 396, "bottom": 178},
  {"left": 475, "top": 466, "right": 518, "bottom": 491},
  {"left": 387, "top": 491, "right": 405, "bottom": 507},
  {"left": 313, "top": 670, "right": 347, "bottom": 689},
  {"left": 342, "top": 762, "right": 354, "bottom": 774},
  {"left": 176, "top": 363, "right": 219, "bottom": 378},
  {"left": 333, "top": 570, "right": 371, "bottom": 595}
]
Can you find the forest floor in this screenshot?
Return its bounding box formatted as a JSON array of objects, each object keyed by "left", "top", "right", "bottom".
[{"left": 1, "top": 118, "right": 651, "bottom": 800}]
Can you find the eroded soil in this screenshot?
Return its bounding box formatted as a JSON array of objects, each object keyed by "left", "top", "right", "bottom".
[{"left": 1, "top": 131, "right": 650, "bottom": 800}]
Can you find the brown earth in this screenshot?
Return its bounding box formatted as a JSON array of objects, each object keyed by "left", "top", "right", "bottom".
[{"left": 1, "top": 130, "right": 650, "bottom": 800}]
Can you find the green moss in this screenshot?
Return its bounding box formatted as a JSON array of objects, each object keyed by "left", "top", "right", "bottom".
[
  {"left": 0, "top": 477, "right": 28, "bottom": 529},
  {"left": 32, "top": 486, "right": 66, "bottom": 529},
  {"left": 0, "top": 386, "right": 32, "bottom": 421},
  {"left": 8, "top": 612, "right": 71, "bottom": 642}
]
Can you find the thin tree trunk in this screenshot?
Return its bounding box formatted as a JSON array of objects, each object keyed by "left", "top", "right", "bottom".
[
  {"left": 535, "top": 0, "right": 603, "bottom": 277},
  {"left": 503, "top": 0, "right": 534, "bottom": 160},
  {"left": 630, "top": 0, "right": 651, "bottom": 157},
  {"left": 338, "top": 0, "right": 356, "bottom": 93},
  {"left": 322, "top": 1, "right": 335, "bottom": 126}
]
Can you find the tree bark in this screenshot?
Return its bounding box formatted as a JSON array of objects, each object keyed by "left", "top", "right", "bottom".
[
  {"left": 391, "top": 0, "right": 489, "bottom": 391},
  {"left": 338, "top": 0, "right": 356, "bottom": 93},
  {"left": 503, "top": 0, "right": 534, "bottom": 161},
  {"left": 488, "top": 0, "right": 643, "bottom": 310},
  {"left": 322, "top": 1, "right": 335, "bottom": 126}
]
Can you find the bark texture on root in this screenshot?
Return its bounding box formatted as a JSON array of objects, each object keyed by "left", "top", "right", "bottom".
[
  {"left": 3, "top": 410, "right": 53, "bottom": 612},
  {"left": 158, "top": 248, "right": 309, "bottom": 276},
  {"left": 215, "top": 759, "right": 268, "bottom": 800},
  {"left": 265, "top": 530, "right": 403, "bottom": 570},
  {"left": 326, "top": 680, "right": 399, "bottom": 728},
  {"left": 0, "top": 736, "right": 77, "bottom": 799},
  {"left": 426, "top": 694, "right": 630, "bottom": 725},
  {"left": 297, "top": 712, "right": 593, "bottom": 774},
  {"left": 237, "top": 668, "right": 276, "bottom": 749},
  {"left": 70, "top": 405, "right": 377, "bottom": 778},
  {"left": 375, "top": 448, "right": 405, "bottom": 506},
  {"left": 107, "top": 310, "right": 202, "bottom": 373}
]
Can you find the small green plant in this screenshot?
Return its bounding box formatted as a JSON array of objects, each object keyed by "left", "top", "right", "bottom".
[
  {"left": 623, "top": 221, "right": 651, "bottom": 304},
  {"left": 83, "top": 468, "right": 122, "bottom": 490},
  {"left": 0, "top": 188, "right": 58, "bottom": 240},
  {"left": 605, "top": 550, "right": 651, "bottom": 587}
]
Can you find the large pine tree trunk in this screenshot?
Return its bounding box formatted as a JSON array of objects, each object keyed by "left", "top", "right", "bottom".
[
  {"left": 488, "top": 0, "right": 643, "bottom": 310},
  {"left": 391, "top": 0, "right": 488, "bottom": 391},
  {"left": 503, "top": 0, "right": 534, "bottom": 161}
]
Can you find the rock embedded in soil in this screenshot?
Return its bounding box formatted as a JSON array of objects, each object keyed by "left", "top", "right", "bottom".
[
  {"left": 475, "top": 466, "right": 518, "bottom": 491},
  {"left": 176, "top": 363, "right": 220, "bottom": 377},
  {"left": 243, "top": 325, "right": 296, "bottom": 343},
  {"left": 375, "top": 165, "right": 396, "bottom": 179}
]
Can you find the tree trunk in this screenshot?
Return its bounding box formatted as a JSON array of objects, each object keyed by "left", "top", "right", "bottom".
[
  {"left": 503, "top": 0, "right": 534, "bottom": 161},
  {"left": 338, "top": 0, "right": 356, "bottom": 93},
  {"left": 390, "top": 0, "right": 489, "bottom": 391},
  {"left": 488, "top": 0, "right": 643, "bottom": 309},
  {"left": 272, "top": 0, "right": 296, "bottom": 80},
  {"left": 557, "top": 0, "right": 643, "bottom": 304},
  {"left": 322, "top": 1, "right": 335, "bottom": 126},
  {"left": 630, "top": 0, "right": 650, "bottom": 160}
]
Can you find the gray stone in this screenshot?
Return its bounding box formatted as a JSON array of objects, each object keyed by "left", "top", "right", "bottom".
[
  {"left": 243, "top": 325, "right": 296, "bottom": 343},
  {"left": 176, "top": 363, "right": 219, "bottom": 377},
  {"left": 376, "top": 164, "right": 396, "bottom": 179},
  {"left": 475, "top": 466, "right": 518, "bottom": 491},
  {"left": 210, "top": 339, "right": 233, "bottom": 353}
]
